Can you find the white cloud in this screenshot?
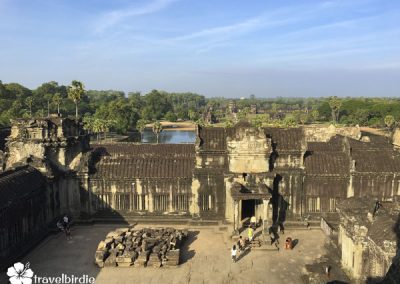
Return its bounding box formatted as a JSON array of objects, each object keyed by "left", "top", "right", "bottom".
[{"left": 93, "top": 0, "right": 179, "bottom": 34}]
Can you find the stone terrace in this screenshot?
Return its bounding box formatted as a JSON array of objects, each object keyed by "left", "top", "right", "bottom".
[{"left": 0, "top": 225, "right": 331, "bottom": 284}]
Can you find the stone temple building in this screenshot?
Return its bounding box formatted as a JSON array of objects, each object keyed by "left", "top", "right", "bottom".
[
  {"left": 1, "top": 118, "right": 400, "bottom": 270},
  {"left": 336, "top": 197, "right": 399, "bottom": 282}
]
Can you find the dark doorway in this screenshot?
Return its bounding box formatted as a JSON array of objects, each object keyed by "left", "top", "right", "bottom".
[{"left": 241, "top": 199, "right": 255, "bottom": 220}]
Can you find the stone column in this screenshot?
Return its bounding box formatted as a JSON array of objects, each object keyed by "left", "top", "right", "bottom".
[
  {"left": 347, "top": 161, "right": 355, "bottom": 197},
  {"left": 111, "top": 184, "right": 117, "bottom": 210},
  {"left": 144, "top": 194, "right": 149, "bottom": 211},
  {"left": 263, "top": 199, "right": 269, "bottom": 232},
  {"left": 232, "top": 200, "right": 240, "bottom": 235},
  {"left": 189, "top": 178, "right": 200, "bottom": 217},
  {"left": 148, "top": 192, "right": 154, "bottom": 212},
  {"left": 139, "top": 195, "right": 143, "bottom": 211},
  {"left": 136, "top": 179, "right": 143, "bottom": 211},
  {"left": 169, "top": 190, "right": 173, "bottom": 213}
]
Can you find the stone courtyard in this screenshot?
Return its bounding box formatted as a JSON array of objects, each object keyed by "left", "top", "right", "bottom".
[{"left": 1, "top": 224, "right": 330, "bottom": 284}]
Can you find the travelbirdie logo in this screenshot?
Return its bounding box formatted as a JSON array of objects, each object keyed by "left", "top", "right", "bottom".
[
  {"left": 6, "top": 262, "right": 96, "bottom": 284},
  {"left": 7, "top": 262, "right": 34, "bottom": 284}
]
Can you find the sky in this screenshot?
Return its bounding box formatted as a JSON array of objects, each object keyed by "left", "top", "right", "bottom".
[{"left": 0, "top": 0, "right": 399, "bottom": 97}]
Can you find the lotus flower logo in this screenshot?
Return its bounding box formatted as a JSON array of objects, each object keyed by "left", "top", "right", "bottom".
[{"left": 7, "top": 262, "right": 34, "bottom": 284}]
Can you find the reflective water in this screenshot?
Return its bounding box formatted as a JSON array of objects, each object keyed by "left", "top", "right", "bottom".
[{"left": 141, "top": 130, "right": 196, "bottom": 144}]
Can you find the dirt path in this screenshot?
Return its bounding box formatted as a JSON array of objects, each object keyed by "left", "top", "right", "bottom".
[
  {"left": 360, "top": 126, "right": 389, "bottom": 136},
  {"left": 146, "top": 121, "right": 196, "bottom": 131}
]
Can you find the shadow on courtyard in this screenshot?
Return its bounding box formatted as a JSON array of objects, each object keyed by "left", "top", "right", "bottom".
[
  {"left": 179, "top": 230, "right": 199, "bottom": 264},
  {"left": 236, "top": 247, "right": 251, "bottom": 262}
]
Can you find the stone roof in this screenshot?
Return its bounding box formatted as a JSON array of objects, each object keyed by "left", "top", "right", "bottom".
[
  {"left": 352, "top": 151, "right": 400, "bottom": 173},
  {"left": 92, "top": 157, "right": 194, "bottom": 179},
  {"left": 197, "top": 125, "right": 305, "bottom": 152},
  {"left": 0, "top": 166, "right": 46, "bottom": 210},
  {"left": 92, "top": 143, "right": 195, "bottom": 158},
  {"left": 337, "top": 197, "right": 399, "bottom": 249},
  {"left": 13, "top": 116, "right": 78, "bottom": 127},
  {"left": 91, "top": 144, "right": 195, "bottom": 179},
  {"left": 307, "top": 135, "right": 345, "bottom": 152},
  {"left": 197, "top": 127, "right": 226, "bottom": 151},
  {"left": 264, "top": 127, "right": 304, "bottom": 152},
  {"left": 347, "top": 135, "right": 400, "bottom": 173},
  {"left": 349, "top": 135, "right": 393, "bottom": 151},
  {"left": 305, "top": 136, "right": 349, "bottom": 176},
  {"left": 305, "top": 152, "right": 350, "bottom": 176}
]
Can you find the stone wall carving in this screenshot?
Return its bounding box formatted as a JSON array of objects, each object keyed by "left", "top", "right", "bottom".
[{"left": 226, "top": 123, "right": 272, "bottom": 173}]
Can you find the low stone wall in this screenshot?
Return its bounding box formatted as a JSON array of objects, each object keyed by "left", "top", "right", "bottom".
[
  {"left": 304, "top": 125, "right": 361, "bottom": 142},
  {"left": 320, "top": 218, "right": 335, "bottom": 236},
  {"left": 95, "top": 227, "right": 188, "bottom": 268},
  {"left": 392, "top": 128, "right": 400, "bottom": 148}
]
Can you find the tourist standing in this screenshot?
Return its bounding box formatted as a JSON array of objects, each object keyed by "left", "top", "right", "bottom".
[
  {"left": 65, "top": 223, "right": 71, "bottom": 240},
  {"left": 250, "top": 216, "right": 257, "bottom": 230},
  {"left": 238, "top": 235, "right": 245, "bottom": 251},
  {"left": 325, "top": 265, "right": 331, "bottom": 279},
  {"left": 231, "top": 245, "right": 237, "bottom": 263},
  {"left": 248, "top": 227, "right": 253, "bottom": 242},
  {"left": 62, "top": 214, "right": 69, "bottom": 228}
]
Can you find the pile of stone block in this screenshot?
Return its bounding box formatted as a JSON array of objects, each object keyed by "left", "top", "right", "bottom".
[{"left": 95, "top": 227, "right": 188, "bottom": 268}]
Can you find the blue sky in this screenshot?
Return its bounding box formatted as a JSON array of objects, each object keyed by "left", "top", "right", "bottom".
[{"left": 0, "top": 0, "right": 399, "bottom": 97}]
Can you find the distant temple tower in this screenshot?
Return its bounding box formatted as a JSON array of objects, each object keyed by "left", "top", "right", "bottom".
[
  {"left": 228, "top": 100, "right": 237, "bottom": 114},
  {"left": 203, "top": 106, "right": 217, "bottom": 124},
  {"left": 250, "top": 104, "right": 257, "bottom": 114}
]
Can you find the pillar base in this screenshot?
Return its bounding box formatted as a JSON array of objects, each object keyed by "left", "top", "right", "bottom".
[{"left": 231, "top": 229, "right": 240, "bottom": 237}]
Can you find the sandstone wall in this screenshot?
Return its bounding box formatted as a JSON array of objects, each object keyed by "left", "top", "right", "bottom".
[
  {"left": 392, "top": 128, "right": 400, "bottom": 148},
  {"left": 304, "top": 125, "right": 361, "bottom": 142}
]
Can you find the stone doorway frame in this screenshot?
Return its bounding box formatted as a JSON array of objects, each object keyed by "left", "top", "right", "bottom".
[{"left": 232, "top": 197, "right": 270, "bottom": 235}]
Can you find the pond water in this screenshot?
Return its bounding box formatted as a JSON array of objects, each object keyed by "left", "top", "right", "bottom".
[{"left": 141, "top": 129, "right": 196, "bottom": 144}]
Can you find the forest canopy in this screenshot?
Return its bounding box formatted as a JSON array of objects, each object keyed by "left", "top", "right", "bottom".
[{"left": 1, "top": 80, "right": 400, "bottom": 133}]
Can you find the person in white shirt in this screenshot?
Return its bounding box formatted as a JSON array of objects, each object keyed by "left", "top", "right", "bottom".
[
  {"left": 63, "top": 215, "right": 69, "bottom": 226},
  {"left": 231, "top": 245, "right": 237, "bottom": 263}
]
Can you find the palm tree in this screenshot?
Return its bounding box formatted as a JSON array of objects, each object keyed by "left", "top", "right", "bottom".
[
  {"left": 152, "top": 121, "right": 163, "bottom": 144},
  {"left": 67, "top": 80, "right": 85, "bottom": 118},
  {"left": 93, "top": 118, "right": 102, "bottom": 141},
  {"left": 83, "top": 116, "right": 94, "bottom": 134},
  {"left": 328, "top": 96, "right": 342, "bottom": 123},
  {"left": 53, "top": 92, "right": 62, "bottom": 115},
  {"left": 136, "top": 119, "right": 148, "bottom": 141},
  {"left": 25, "top": 97, "right": 33, "bottom": 117}
]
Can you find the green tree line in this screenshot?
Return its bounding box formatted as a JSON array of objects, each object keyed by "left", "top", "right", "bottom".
[
  {"left": 0, "top": 80, "right": 207, "bottom": 134},
  {"left": 1, "top": 80, "right": 400, "bottom": 132}
]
